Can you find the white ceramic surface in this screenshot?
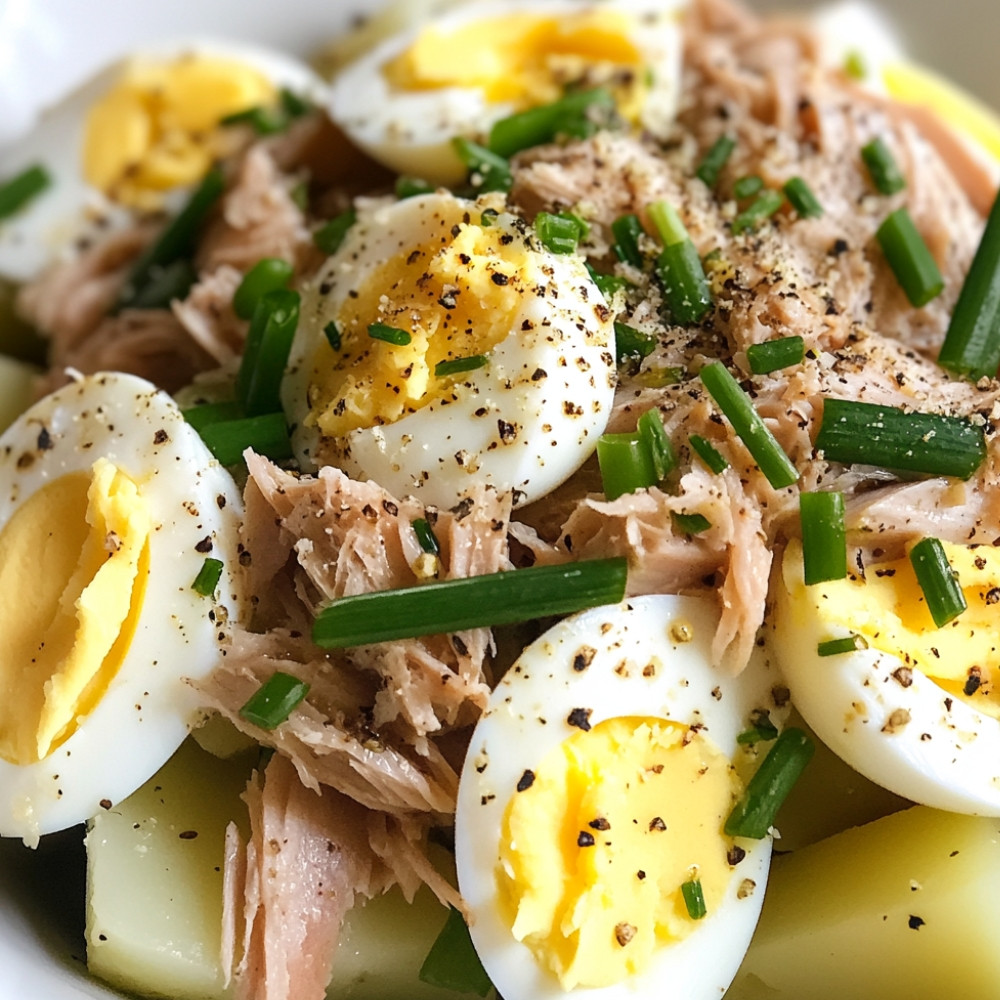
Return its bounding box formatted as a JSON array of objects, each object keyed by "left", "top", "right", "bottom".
[{"left": 0, "top": 1, "right": 996, "bottom": 998}]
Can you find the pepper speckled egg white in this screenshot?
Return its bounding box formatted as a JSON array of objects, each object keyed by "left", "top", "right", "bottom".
[
  {"left": 455, "top": 594, "right": 789, "bottom": 1000},
  {"left": 0, "top": 372, "right": 246, "bottom": 843},
  {"left": 282, "top": 190, "right": 617, "bottom": 508}
]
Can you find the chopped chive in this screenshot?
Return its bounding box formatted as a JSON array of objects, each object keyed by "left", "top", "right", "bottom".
[
  {"left": 648, "top": 200, "right": 688, "bottom": 247},
  {"left": 818, "top": 634, "right": 868, "bottom": 657},
  {"left": 876, "top": 207, "right": 944, "bottom": 307},
  {"left": 312, "top": 557, "right": 628, "bottom": 649},
  {"left": 588, "top": 266, "right": 630, "bottom": 299},
  {"left": 314, "top": 208, "right": 357, "bottom": 255},
  {"left": 434, "top": 354, "right": 488, "bottom": 377},
  {"left": 736, "top": 709, "right": 779, "bottom": 745},
  {"left": 197, "top": 411, "right": 293, "bottom": 467},
  {"left": 909, "top": 537, "right": 967, "bottom": 628},
  {"left": 614, "top": 321, "right": 656, "bottom": 368},
  {"left": 699, "top": 362, "right": 799, "bottom": 489},
  {"left": 368, "top": 322, "right": 411, "bottom": 346},
  {"left": 124, "top": 258, "right": 197, "bottom": 310},
  {"left": 182, "top": 400, "right": 244, "bottom": 433},
  {"left": 689, "top": 434, "right": 729, "bottom": 473},
  {"left": 732, "top": 189, "right": 785, "bottom": 235},
  {"left": 480, "top": 207, "right": 499, "bottom": 226},
  {"left": 746, "top": 335, "right": 805, "bottom": 374},
  {"left": 411, "top": 517, "right": 441, "bottom": 556},
  {"left": 681, "top": 879, "right": 708, "bottom": 921},
  {"left": 192, "top": 557, "right": 224, "bottom": 597},
  {"left": 232, "top": 258, "right": 294, "bottom": 320},
  {"left": 673, "top": 512, "right": 711, "bottom": 535},
  {"left": 724, "top": 728, "right": 815, "bottom": 839},
  {"left": 637, "top": 409, "right": 676, "bottom": 480},
  {"left": 487, "top": 87, "right": 615, "bottom": 158},
  {"left": 0, "top": 164, "right": 51, "bottom": 220},
  {"left": 452, "top": 137, "right": 511, "bottom": 193},
  {"left": 799, "top": 490, "right": 847, "bottom": 585},
  {"left": 280, "top": 87, "right": 313, "bottom": 118},
  {"left": 237, "top": 289, "right": 300, "bottom": 415},
  {"left": 535, "top": 211, "right": 587, "bottom": 254},
  {"left": 220, "top": 104, "right": 287, "bottom": 134},
  {"left": 657, "top": 240, "right": 713, "bottom": 325},
  {"left": 861, "top": 136, "right": 906, "bottom": 195},
  {"left": 844, "top": 50, "right": 868, "bottom": 80},
  {"left": 239, "top": 671, "right": 310, "bottom": 730},
  {"left": 597, "top": 432, "right": 657, "bottom": 500},
  {"left": 696, "top": 135, "right": 736, "bottom": 187},
  {"left": 783, "top": 176, "right": 824, "bottom": 218},
  {"left": 938, "top": 188, "right": 1000, "bottom": 380},
  {"left": 396, "top": 176, "right": 435, "bottom": 200},
  {"left": 637, "top": 365, "right": 686, "bottom": 388},
  {"left": 733, "top": 175, "right": 764, "bottom": 200},
  {"left": 290, "top": 180, "right": 309, "bottom": 212},
  {"left": 612, "top": 213, "right": 645, "bottom": 268},
  {"left": 419, "top": 907, "right": 493, "bottom": 997},
  {"left": 324, "top": 320, "right": 342, "bottom": 350},
  {"left": 814, "top": 398, "right": 985, "bottom": 480}
]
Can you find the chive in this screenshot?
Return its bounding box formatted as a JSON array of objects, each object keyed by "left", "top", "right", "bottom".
[
  {"left": 736, "top": 709, "right": 779, "bottom": 745},
  {"left": 696, "top": 135, "right": 736, "bottom": 187},
  {"left": 312, "top": 557, "right": 628, "bottom": 649},
  {"left": 799, "top": 490, "right": 847, "bottom": 585},
  {"left": 314, "top": 208, "right": 357, "bottom": 255},
  {"left": 673, "top": 512, "right": 711, "bottom": 535},
  {"left": 733, "top": 175, "right": 764, "bottom": 200},
  {"left": 237, "top": 289, "right": 300, "bottom": 415},
  {"left": 280, "top": 87, "right": 312, "bottom": 118},
  {"left": 435, "top": 354, "right": 489, "bottom": 377},
  {"left": 480, "top": 207, "right": 499, "bottom": 227},
  {"left": 637, "top": 409, "right": 676, "bottom": 480},
  {"left": 699, "top": 361, "right": 799, "bottom": 489},
  {"left": 732, "top": 189, "right": 785, "bottom": 235},
  {"left": 324, "top": 321, "right": 342, "bottom": 350},
  {"left": 844, "top": 50, "right": 868, "bottom": 80},
  {"left": 938, "top": 188, "right": 1000, "bottom": 380},
  {"left": 648, "top": 200, "right": 688, "bottom": 248},
  {"left": 724, "top": 728, "right": 815, "bottom": 839},
  {"left": 192, "top": 557, "right": 224, "bottom": 597},
  {"left": 681, "top": 879, "right": 708, "bottom": 921},
  {"left": 0, "top": 164, "right": 51, "bottom": 220},
  {"left": 418, "top": 907, "right": 493, "bottom": 997},
  {"left": 220, "top": 104, "right": 287, "bottom": 135},
  {"left": 689, "top": 434, "right": 729, "bottom": 473},
  {"left": 197, "top": 411, "right": 293, "bottom": 467},
  {"left": 452, "top": 137, "right": 511, "bottom": 193},
  {"left": 818, "top": 634, "right": 868, "bottom": 657},
  {"left": 597, "top": 432, "right": 657, "bottom": 500},
  {"left": 232, "top": 258, "right": 294, "bottom": 320},
  {"left": 411, "top": 517, "right": 440, "bottom": 556},
  {"left": 909, "top": 537, "right": 967, "bottom": 628},
  {"left": 182, "top": 400, "right": 244, "bottom": 433},
  {"left": 368, "top": 322, "right": 411, "bottom": 346},
  {"left": 396, "top": 176, "right": 435, "bottom": 200},
  {"left": 290, "top": 180, "right": 309, "bottom": 212},
  {"left": 239, "top": 671, "right": 310, "bottom": 730},
  {"left": 124, "top": 258, "right": 197, "bottom": 310},
  {"left": 783, "top": 176, "right": 824, "bottom": 218},
  {"left": 657, "top": 240, "right": 713, "bottom": 325},
  {"left": 614, "top": 322, "right": 656, "bottom": 369},
  {"left": 746, "top": 335, "right": 805, "bottom": 374},
  {"left": 535, "top": 211, "right": 587, "bottom": 254},
  {"left": 612, "top": 213, "right": 645, "bottom": 268},
  {"left": 861, "top": 136, "right": 906, "bottom": 195},
  {"left": 876, "top": 208, "right": 944, "bottom": 307},
  {"left": 487, "top": 87, "right": 615, "bottom": 158},
  {"left": 589, "top": 267, "right": 630, "bottom": 299},
  {"left": 814, "top": 398, "right": 985, "bottom": 480}
]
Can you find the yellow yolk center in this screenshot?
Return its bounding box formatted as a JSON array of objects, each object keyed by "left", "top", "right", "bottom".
[
  {"left": 83, "top": 55, "right": 276, "bottom": 208},
  {"left": 498, "top": 716, "right": 741, "bottom": 991},
  {"left": 0, "top": 458, "right": 151, "bottom": 765},
  {"left": 307, "top": 219, "right": 533, "bottom": 438},
  {"left": 783, "top": 538, "right": 1000, "bottom": 720}
]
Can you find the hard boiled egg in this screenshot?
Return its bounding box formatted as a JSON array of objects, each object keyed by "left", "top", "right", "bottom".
[
  {"left": 282, "top": 190, "right": 616, "bottom": 508},
  {"left": 773, "top": 538, "right": 1000, "bottom": 815},
  {"left": 455, "top": 594, "right": 789, "bottom": 1000},
  {"left": 327, "top": 0, "right": 684, "bottom": 184},
  {"left": 0, "top": 372, "right": 246, "bottom": 843}
]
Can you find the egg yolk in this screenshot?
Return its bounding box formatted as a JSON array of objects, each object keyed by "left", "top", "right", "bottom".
[
  {"left": 306, "top": 217, "right": 535, "bottom": 438},
  {"left": 0, "top": 458, "right": 150, "bottom": 766},
  {"left": 384, "top": 10, "right": 648, "bottom": 122},
  {"left": 83, "top": 55, "right": 276, "bottom": 209},
  {"left": 783, "top": 538, "right": 1000, "bottom": 720},
  {"left": 498, "top": 716, "right": 741, "bottom": 990}
]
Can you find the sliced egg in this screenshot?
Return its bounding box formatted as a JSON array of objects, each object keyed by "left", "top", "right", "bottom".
[
  {"left": 0, "top": 39, "right": 328, "bottom": 284},
  {"left": 773, "top": 539, "right": 1000, "bottom": 815},
  {"left": 282, "top": 190, "right": 616, "bottom": 508},
  {"left": 455, "top": 594, "right": 789, "bottom": 1000},
  {"left": 0, "top": 372, "right": 246, "bottom": 843},
  {"left": 327, "top": 0, "right": 684, "bottom": 184}
]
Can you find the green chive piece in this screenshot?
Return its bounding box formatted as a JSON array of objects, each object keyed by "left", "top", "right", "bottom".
[
  {"left": 487, "top": 87, "right": 615, "bottom": 158},
  {"left": 435, "top": 354, "right": 489, "bottom": 377},
  {"left": 746, "top": 335, "right": 805, "bottom": 375},
  {"left": 732, "top": 189, "right": 785, "bottom": 235},
  {"left": 452, "top": 137, "right": 512, "bottom": 193},
  {"left": 648, "top": 200, "right": 689, "bottom": 247},
  {"left": 673, "top": 512, "right": 712, "bottom": 535},
  {"left": 535, "top": 211, "right": 587, "bottom": 254},
  {"left": 314, "top": 208, "right": 357, "bottom": 255},
  {"left": 368, "top": 322, "right": 412, "bottom": 346},
  {"left": 312, "top": 557, "right": 629, "bottom": 649},
  {"left": 197, "top": 411, "right": 293, "bottom": 467},
  {"left": 876, "top": 207, "right": 944, "bottom": 307},
  {"left": 396, "top": 176, "right": 435, "bottom": 200},
  {"left": 589, "top": 267, "right": 630, "bottom": 299},
  {"left": 220, "top": 104, "right": 287, "bottom": 135},
  {"left": 844, "top": 50, "right": 868, "bottom": 80},
  {"left": 324, "top": 321, "right": 342, "bottom": 350},
  {"left": 124, "top": 258, "right": 198, "bottom": 310},
  {"left": 818, "top": 634, "right": 868, "bottom": 657},
  {"left": 614, "top": 322, "right": 656, "bottom": 368},
  {"left": 233, "top": 258, "right": 294, "bottom": 320},
  {"left": 237, "top": 289, "right": 300, "bottom": 416},
  {"left": 192, "top": 557, "right": 224, "bottom": 597},
  {"left": 725, "top": 728, "right": 815, "bottom": 839},
  {"left": 696, "top": 135, "right": 736, "bottom": 187},
  {"left": 637, "top": 409, "right": 676, "bottom": 481},
  {"left": 597, "top": 432, "right": 657, "bottom": 500},
  {"left": 280, "top": 87, "right": 313, "bottom": 118},
  {"left": 689, "top": 434, "right": 729, "bottom": 473},
  {"left": 612, "top": 213, "right": 645, "bottom": 268},
  {"left": 799, "top": 490, "right": 847, "bottom": 585},
  {"left": 861, "top": 136, "right": 906, "bottom": 195},
  {"left": 783, "top": 176, "right": 824, "bottom": 218},
  {"left": 736, "top": 709, "right": 780, "bottom": 745},
  {"left": 938, "top": 188, "right": 1000, "bottom": 380},
  {"left": 412, "top": 517, "right": 441, "bottom": 556},
  {"left": 0, "top": 164, "right": 51, "bottom": 220},
  {"left": 419, "top": 907, "right": 493, "bottom": 997},
  {"left": 909, "top": 537, "right": 968, "bottom": 628},
  {"left": 182, "top": 400, "right": 244, "bottom": 433},
  {"left": 681, "top": 879, "right": 708, "bottom": 921},
  {"left": 814, "top": 398, "right": 986, "bottom": 480},
  {"left": 480, "top": 208, "right": 500, "bottom": 227},
  {"left": 700, "top": 361, "right": 799, "bottom": 489},
  {"left": 733, "top": 174, "right": 764, "bottom": 200},
  {"left": 239, "top": 671, "right": 310, "bottom": 730},
  {"left": 657, "top": 240, "right": 713, "bottom": 325}
]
